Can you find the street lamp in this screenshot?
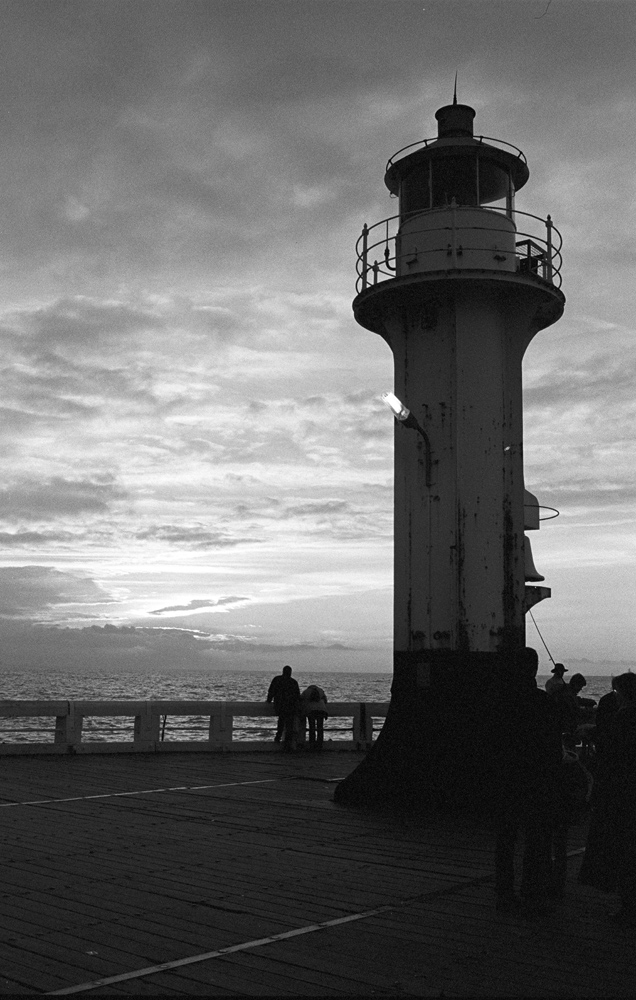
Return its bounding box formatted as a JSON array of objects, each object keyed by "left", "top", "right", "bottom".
[
  {"left": 381, "top": 392, "right": 432, "bottom": 488},
  {"left": 381, "top": 391, "right": 410, "bottom": 422}
]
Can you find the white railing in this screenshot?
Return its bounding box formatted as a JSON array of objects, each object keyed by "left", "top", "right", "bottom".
[
  {"left": 356, "top": 206, "right": 563, "bottom": 292},
  {"left": 0, "top": 700, "right": 389, "bottom": 755}
]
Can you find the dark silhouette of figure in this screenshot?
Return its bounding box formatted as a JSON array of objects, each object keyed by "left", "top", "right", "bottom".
[
  {"left": 492, "top": 647, "right": 562, "bottom": 914},
  {"left": 550, "top": 672, "right": 588, "bottom": 736},
  {"left": 550, "top": 741, "right": 593, "bottom": 899},
  {"left": 266, "top": 665, "right": 301, "bottom": 750},
  {"left": 301, "top": 684, "right": 328, "bottom": 750},
  {"left": 579, "top": 671, "right": 636, "bottom": 926},
  {"left": 593, "top": 681, "right": 619, "bottom": 758},
  {"left": 545, "top": 662, "right": 568, "bottom": 696}
]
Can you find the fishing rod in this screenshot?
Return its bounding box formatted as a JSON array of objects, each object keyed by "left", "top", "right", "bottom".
[{"left": 528, "top": 608, "right": 557, "bottom": 666}]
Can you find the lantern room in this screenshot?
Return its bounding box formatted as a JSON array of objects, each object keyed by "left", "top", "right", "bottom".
[{"left": 384, "top": 99, "right": 529, "bottom": 220}]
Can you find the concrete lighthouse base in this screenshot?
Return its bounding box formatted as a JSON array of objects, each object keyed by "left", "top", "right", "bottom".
[{"left": 333, "top": 650, "right": 508, "bottom": 814}]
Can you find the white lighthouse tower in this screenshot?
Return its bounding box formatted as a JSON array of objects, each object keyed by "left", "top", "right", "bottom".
[{"left": 335, "top": 96, "right": 564, "bottom": 810}]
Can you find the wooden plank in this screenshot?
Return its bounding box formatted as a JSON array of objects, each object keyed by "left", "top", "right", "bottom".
[
  {"left": 0, "top": 942, "right": 91, "bottom": 992},
  {"left": 0, "top": 976, "right": 34, "bottom": 995},
  {"left": 244, "top": 937, "right": 403, "bottom": 992},
  {"left": 85, "top": 982, "right": 188, "bottom": 996},
  {"left": 86, "top": 971, "right": 241, "bottom": 996},
  {"left": 163, "top": 956, "right": 309, "bottom": 996},
  {"left": 209, "top": 946, "right": 367, "bottom": 995}
]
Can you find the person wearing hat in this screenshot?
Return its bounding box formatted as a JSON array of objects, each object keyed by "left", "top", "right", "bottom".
[
  {"left": 548, "top": 670, "right": 589, "bottom": 737},
  {"left": 545, "top": 663, "right": 568, "bottom": 697}
]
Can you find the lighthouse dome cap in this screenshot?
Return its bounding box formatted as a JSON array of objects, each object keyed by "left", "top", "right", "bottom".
[{"left": 434, "top": 76, "right": 475, "bottom": 137}]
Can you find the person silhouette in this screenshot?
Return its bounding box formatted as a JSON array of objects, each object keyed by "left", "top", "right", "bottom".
[
  {"left": 493, "top": 647, "right": 562, "bottom": 914},
  {"left": 301, "top": 684, "right": 328, "bottom": 750},
  {"left": 266, "top": 665, "right": 301, "bottom": 750},
  {"left": 579, "top": 672, "right": 636, "bottom": 925},
  {"left": 545, "top": 662, "right": 568, "bottom": 696}
]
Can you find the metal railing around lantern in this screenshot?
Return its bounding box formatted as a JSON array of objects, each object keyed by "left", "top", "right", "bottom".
[
  {"left": 356, "top": 206, "right": 563, "bottom": 294},
  {"left": 385, "top": 135, "right": 529, "bottom": 174}
]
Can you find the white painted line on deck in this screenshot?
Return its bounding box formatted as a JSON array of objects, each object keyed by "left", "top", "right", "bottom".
[
  {"left": 44, "top": 905, "right": 395, "bottom": 995},
  {"left": 0, "top": 776, "right": 300, "bottom": 808}
]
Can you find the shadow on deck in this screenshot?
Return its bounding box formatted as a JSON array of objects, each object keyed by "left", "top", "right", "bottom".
[{"left": 0, "top": 751, "right": 633, "bottom": 996}]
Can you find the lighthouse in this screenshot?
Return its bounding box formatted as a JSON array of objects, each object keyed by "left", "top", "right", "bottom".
[{"left": 335, "top": 96, "right": 564, "bottom": 811}]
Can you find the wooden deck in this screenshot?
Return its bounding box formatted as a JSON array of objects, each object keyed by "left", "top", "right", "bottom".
[{"left": 0, "top": 750, "right": 634, "bottom": 996}]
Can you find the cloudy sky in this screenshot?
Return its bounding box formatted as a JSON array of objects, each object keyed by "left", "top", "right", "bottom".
[{"left": 1, "top": 0, "right": 634, "bottom": 677}]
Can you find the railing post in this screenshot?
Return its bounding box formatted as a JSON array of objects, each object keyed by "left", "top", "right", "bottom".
[
  {"left": 352, "top": 703, "right": 373, "bottom": 747},
  {"left": 372, "top": 260, "right": 379, "bottom": 285},
  {"left": 134, "top": 703, "right": 160, "bottom": 746},
  {"left": 546, "top": 214, "right": 554, "bottom": 283},
  {"left": 361, "top": 223, "right": 369, "bottom": 290},
  {"left": 209, "top": 703, "right": 233, "bottom": 746},
  {"left": 55, "top": 702, "right": 70, "bottom": 744},
  {"left": 62, "top": 702, "right": 82, "bottom": 747}
]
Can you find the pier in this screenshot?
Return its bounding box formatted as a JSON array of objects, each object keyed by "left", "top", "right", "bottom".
[{"left": 0, "top": 750, "right": 635, "bottom": 996}]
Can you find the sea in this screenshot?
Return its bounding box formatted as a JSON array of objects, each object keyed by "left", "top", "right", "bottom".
[{"left": 0, "top": 667, "right": 621, "bottom": 746}]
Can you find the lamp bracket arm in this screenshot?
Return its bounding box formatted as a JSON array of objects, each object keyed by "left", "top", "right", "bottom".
[{"left": 401, "top": 413, "right": 433, "bottom": 488}]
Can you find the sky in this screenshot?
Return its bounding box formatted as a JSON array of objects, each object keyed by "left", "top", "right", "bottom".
[{"left": 1, "top": 0, "right": 635, "bottom": 678}]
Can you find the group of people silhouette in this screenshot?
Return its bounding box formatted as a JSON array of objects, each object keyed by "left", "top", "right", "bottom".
[
  {"left": 265, "top": 655, "right": 636, "bottom": 926},
  {"left": 266, "top": 665, "right": 328, "bottom": 752},
  {"left": 494, "top": 647, "right": 636, "bottom": 925}
]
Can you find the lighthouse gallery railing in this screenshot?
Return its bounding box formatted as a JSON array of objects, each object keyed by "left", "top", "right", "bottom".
[
  {"left": 356, "top": 206, "right": 563, "bottom": 293},
  {"left": 384, "top": 134, "right": 529, "bottom": 174}
]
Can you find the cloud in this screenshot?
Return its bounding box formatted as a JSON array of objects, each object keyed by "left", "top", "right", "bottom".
[
  {"left": 0, "top": 618, "right": 367, "bottom": 675},
  {"left": 23, "top": 297, "right": 162, "bottom": 350},
  {"left": 230, "top": 498, "right": 352, "bottom": 522},
  {"left": 0, "top": 566, "right": 117, "bottom": 620},
  {"left": 279, "top": 500, "right": 349, "bottom": 518},
  {"left": 0, "top": 530, "right": 78, "bottom": 546},
  {"left": 200, "top": 637, "right": 356, "bottom": 653},
  {"left": 532, "top": 483, "right": 636, "bottom": 512},
  {"left": 0, "top": 476, "right": 126, "bottom": 522},
  {"left": 525, "top": 345, "right": 636, "bottom": 409},
  {"left": 0, "top": 622, "right": 219, "bottom": 672},
  {"left": 149, "top": 596, "right": 250, "bottom": 616},
  {"left": 134, "top": 524, "right": 261, "bottom": 548}
]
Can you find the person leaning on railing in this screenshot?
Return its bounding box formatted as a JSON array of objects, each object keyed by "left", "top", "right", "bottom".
[
  {"left": 301, "top": 684, "right": 328, "bottom": 751},
  {"left": 266, "top": 665, "right": 301, "bottom": 751}
]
